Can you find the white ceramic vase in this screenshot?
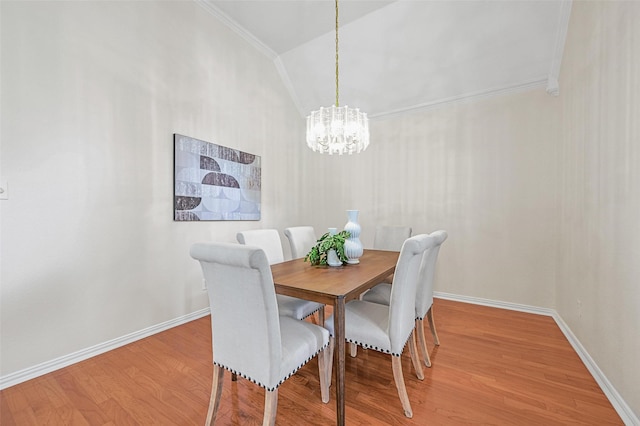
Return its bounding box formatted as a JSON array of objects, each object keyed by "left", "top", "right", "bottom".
[
  {"left": 343, "top": 210, "right": 363, "bottom": 264},
  {"left": 326, "top": 227, "right": 342, "bottom": 267}
]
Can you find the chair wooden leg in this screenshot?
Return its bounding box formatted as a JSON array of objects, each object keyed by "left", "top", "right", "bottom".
[
  {"left": 349, "top": 342, "right": 358, "bottom": 357},
  {"left": 318, "top": 346, "right": 331, "bottom": 403},
  {"left": 206, "top": 365, "right": 225, "bottom": 425},
  {"left": 318, "top": 307, "right": 325, "bottom": 326},
  {"left": 408, "top": 330, "right": 424, "bottom": 380},
  {"left": 263, "top": 389, "right": 278, "bottom": 426},
  {"left": 427, "top": 306, "right": 440, "bottom": 346},
  {"left": 391, "top": 355, "right": 413, "bottom": 418},
  {"left": 416, "top": 318, "right": 432, "bottom": 368},
  {"left": 326, "top": 337, "right": 334, "bottom": 387}
]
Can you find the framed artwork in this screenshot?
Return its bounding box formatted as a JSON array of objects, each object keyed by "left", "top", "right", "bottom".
[{"left": 173, "top": 134, "right": 261, "bottom": 221}]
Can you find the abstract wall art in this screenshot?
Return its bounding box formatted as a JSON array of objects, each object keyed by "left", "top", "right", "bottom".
[{"left": 174, "top": 134, "right": 261, "bottom": 221}]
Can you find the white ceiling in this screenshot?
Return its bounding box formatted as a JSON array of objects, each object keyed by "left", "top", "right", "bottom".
[{"left": 198, "top": 0, "right": 572, "bottom": 119}]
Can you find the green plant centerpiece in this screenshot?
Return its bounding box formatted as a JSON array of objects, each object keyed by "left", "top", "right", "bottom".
[{"left": 304, "top": 230, "right": 351, "bottom": 266}]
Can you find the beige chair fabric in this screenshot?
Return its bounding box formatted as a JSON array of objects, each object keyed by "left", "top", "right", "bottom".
[
  {"left": 283, "top": 226, "right": 317, "bottom": 259},
  {"left": 190, "top": 242, "right": 331, "bottom": 425},
  {"left": 326, "top": 234, "right": 434, "bottom": 418},
  {"left": 350, "top": 225, "right": 412, "bottom": 355},
  {"left": 237, "top": 229, "right": 324, "bottom": 321},
  {"left": 363, "top": 230, "right": 448, "bottom": 368}
]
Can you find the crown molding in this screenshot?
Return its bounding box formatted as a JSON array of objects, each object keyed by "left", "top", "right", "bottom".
[
  {"left": 194, "top": 0, "right": 562, "bottom": 120},
  {"left": 195, "top": 0, "right": 278, "bottom": 60},
  {"left": 274, "top": 57, "right": 305, "bottom": 118},
  {"left": 195, "top": 1, "right": 305, "bottom": 117},
  {"left": 369, "top": 78, "right": 548, "bottom": 120},
  {"left": 547, "top": 0, "right": 573, "bottom": 96}
]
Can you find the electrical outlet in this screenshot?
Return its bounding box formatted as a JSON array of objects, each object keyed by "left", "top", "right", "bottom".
[{"left": 202, "top": 279, "right": 207, "bottom": 291}]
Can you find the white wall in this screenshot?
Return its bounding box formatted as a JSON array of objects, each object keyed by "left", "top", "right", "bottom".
[
  {"left": 556, "top": 0, "right": 640, "bottom": 417},
  {"left": 299, "top": 90, "right": 560, "bottom": 309},
  {"left": 0, "top": 1, "right": 303, "bottom": 376},
  {"left": 1, "top": 0, "right": 637, "bottom": 419},
  {"left": 294, "top": 2, "right": 640, "bottom": 418}
]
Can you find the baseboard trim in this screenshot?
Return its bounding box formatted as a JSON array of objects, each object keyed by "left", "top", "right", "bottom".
[
  {"left": 434, "top": 291, "right": 556, "bottom": 316},
  {"left": 551, "top": 313, "right": 639, "bottom": 425},
  {"left": 0, "top": 308, "right": 211, "bottom": 390},
  {"left": 3, "top": 296, "right": 637, "bottom": 424},
  {"left": 434, "top": 292, "right": 639, "bottom": 425}
]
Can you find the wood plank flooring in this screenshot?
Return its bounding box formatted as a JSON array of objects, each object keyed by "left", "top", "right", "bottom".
[{"left": 1, "top": 299, "right": 623, "bottom": 425}]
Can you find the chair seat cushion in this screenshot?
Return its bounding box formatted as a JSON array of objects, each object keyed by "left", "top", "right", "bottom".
[
  {"left": 361, "top": 283, "right": 392, "bottom": 306},
  {"left": 278, "top": 316, "right": 330, "bottom": 388},
  {"left": 277, "top": 295, "right": 323, "bottom": 320},
  {"left": 326, "top": 300, "right": 395, "bottom": 354},
  {"left": 216, "top": 316, "right": 329, "bottom": 391}
]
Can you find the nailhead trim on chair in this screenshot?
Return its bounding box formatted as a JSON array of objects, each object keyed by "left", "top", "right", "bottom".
[
  {"left": 344, "top": 333, "right": 412, "bottom": 358},
  {"left": 214, "top": 341, "right": 329, "bottom": 392},
  {"left": 301, "top": 306, "right": 322, "bottom": 320}
]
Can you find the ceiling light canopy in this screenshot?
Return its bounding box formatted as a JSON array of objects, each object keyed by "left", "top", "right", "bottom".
[{"left": 306, "top": 0, "right": 369, "bottom": 155}]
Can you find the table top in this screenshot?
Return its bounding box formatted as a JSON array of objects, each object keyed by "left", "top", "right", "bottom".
[{"left": 271, "top": 249, "right": 399, "bottom": 305}]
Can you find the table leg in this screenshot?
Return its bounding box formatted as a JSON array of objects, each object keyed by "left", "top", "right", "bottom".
[{"left": 334, "top": 297, "right": 346, "bottom": 426}]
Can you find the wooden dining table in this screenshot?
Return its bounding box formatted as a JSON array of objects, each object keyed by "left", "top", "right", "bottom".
[{"left": 270, "top": 249, "right": 400, "bottom": 426}]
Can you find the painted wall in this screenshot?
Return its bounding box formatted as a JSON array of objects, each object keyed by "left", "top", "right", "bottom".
[
  {"left": 0, "top": 0, "right": 562, "bottom": 377},
  {"left": 299, "top": 90, "right": 560, "bottom": 309},
  {"left": 1, "top": 0, "right": 637, "bottom": 419},
  {"left": 294, "top": 2, "right": 639, "bottom": 417},
  {"left": 0, "top": 1, "right": 304, "bottom": 376},
  {"left": 556, "top": 0, "right": 640, "bottom": 417}
]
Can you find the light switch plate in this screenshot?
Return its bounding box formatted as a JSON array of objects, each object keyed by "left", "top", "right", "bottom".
[{"left": 0, "top": 180, "right": 7, "bottom": 200}]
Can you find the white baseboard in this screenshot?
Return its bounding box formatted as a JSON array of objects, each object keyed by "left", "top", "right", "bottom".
[
  {"left": 434, "top": 291, "right": 557, "bottom": 316},
  {"left": 434, "top": 292, "right": 639, "bottom": 426},
  {"left": 551, "top": 313, "right": 639, "bottom": 425},
  {"left": 3, "top": 295, "right": 637, "bottom": 425},
  {"left": 0, "top": 308, "right": 211, "bottom": 390}
]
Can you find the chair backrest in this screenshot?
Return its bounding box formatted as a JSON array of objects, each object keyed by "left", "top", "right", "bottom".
[
  {"left": 373, "top": 226, "right": 412, "bottom": 251},
  {"left": 237, "top": 229, "right": 285, "bottom": 265},
  {"left": 190, "top": 242, "right": 283, "bottom": 389},
  {"left": 284, "top": 226, "right": 317, "bottom": 259},
  {"left": 388, "top": 234, "right": 435, "bottom": 354},
  {"left": 415, "top": 230, "right": 448, "bottom": 319}
]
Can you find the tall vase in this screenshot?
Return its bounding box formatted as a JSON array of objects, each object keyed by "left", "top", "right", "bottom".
[
  {"left": 326, "top": 228, "right": 342, "bottom": 267},
  {"left": 343, "top": 210, "right": 363, "bottom": 264}
]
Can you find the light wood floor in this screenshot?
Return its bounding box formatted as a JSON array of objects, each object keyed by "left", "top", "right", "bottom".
[{"left": 1, "top": 299, "right": 622, "bottom": 425}]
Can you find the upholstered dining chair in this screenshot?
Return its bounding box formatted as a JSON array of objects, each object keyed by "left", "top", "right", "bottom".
[
  {"left": 349, "top": 225, "right": 413, "bottom": 357},
  {"left": 326, "top": 234, "right": 433, "bottom": 418},
  {"left": 190, "top": 242, "right": 331, "bottom": 425},
  {"left": 363, "top": 230, "right": 448, "bottom": 368},
  {"left": 283, "top": 226, "right": 317, "bottom": 260},
  {"left": 237, "top": 229, "right": 324, "bottom": 322}
]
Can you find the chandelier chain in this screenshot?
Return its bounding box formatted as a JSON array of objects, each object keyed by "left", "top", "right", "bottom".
[
  {"left": 305, "top": 0, "right": 369, "bottom": 155},
  {"left": 335, "top": 0, "right": 339, "bottom": 107}
]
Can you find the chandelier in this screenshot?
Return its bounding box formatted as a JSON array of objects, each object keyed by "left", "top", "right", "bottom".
[{"left": 306, "top": 0, "right": 369, "bottom": 155}]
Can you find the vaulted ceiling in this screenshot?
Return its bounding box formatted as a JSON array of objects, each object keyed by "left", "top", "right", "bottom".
[{"left": 198, "top": 0, "right": 572, "bottom": 119}]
